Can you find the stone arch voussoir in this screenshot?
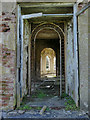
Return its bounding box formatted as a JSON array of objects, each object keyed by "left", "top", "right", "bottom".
[{"left": 31, "top": 22, "right": 65, "bottom": 42}]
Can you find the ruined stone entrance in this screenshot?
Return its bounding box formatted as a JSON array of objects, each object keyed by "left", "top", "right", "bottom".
[
  {"left": 16, "top": 2, "right": 79, "bottom": 109},
  {"left": 0, "top": 1, "right": 89, "bottom": 116}
]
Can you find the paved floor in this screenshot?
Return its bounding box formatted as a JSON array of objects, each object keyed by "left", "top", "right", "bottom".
[
  {"left": 2, "top": 97, "right": 89, "bottom": 119},
  {"left": 1, "top": 81, "right": 90, "bottom": 119},
  {"left": 1, "top": 106, "right": 89, "bottom": 119}
]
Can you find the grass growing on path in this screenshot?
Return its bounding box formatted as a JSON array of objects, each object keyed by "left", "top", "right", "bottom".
[
  {"left": 61, "top": 93, "right": 80, "bottom": 111},
  {"left": 16, "top": 104, "right": 50, "bottom": 111},
  {"left": 32, "top": 90, "right": 47, "bottom": 99}
]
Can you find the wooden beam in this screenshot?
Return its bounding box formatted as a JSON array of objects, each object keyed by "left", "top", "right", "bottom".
[{"left": 39, "top": 106, "right": 47, "bottom": 115}]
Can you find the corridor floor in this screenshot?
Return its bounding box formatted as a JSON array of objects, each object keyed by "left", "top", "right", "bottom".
[{"left": 2, "top": 80, "right": 89, "bottom": 119}]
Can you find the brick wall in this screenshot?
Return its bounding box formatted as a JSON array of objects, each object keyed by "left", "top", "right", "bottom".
[{"left": 0, "top": 2, "right": 16, "bottom": 110}]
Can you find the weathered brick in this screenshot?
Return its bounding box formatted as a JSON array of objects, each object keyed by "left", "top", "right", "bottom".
[
  {"left": 2, "top": 97, "right": 10, "bottom": 100},
  {"left": 0, "top": 81, "right": 13, "bottom": 84},
  {"left": 2, "top": 12, "right": 5, "bottom": 15},
  {"left": 2, "top": 94, "right": 13, "bottom": 97},
  {"left": 10, "top": 68, "right": 15, "bottom": 74},
  {"left": 2, "top": 27, "right": 10, "bottom": 32},
  {"left": 2, "top": 103, "right": 8, "bottom": 106},
  {"left": 4, "top": 18, "right": 11, "bottom": 21},
  {"left": 0, "top": 87, "right": 13, "bottom": 91}
]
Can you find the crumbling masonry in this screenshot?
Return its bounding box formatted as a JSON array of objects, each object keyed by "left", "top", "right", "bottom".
[{"left": 0, "top": 0, "right": 89, "bottom": 114}]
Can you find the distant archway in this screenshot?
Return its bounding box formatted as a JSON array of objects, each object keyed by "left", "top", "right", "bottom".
[{"left": 41, "top": 48, "right": 56, "bottom": 78}]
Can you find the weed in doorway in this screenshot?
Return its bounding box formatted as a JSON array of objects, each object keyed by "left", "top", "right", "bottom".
[
  {"left": 32, "top": 90, "right": 47, "bottom": 99},
  {"left": 46, "top": 107, "right": 50, "bottom": 111},
  {"left": 61, "top": 93, "right": 69, "bottom": 98},
  {"left": 16, "top": 105, "right": 32, "bottom": 110},
  {"left": 61, "top": 93, "right": 80, "bottom": 111},
  {"left": 36, "top": 107, "right": 42, "bottom": 110},
  {"left": 37, "top": 91, "right": 47, "bottom": 99},
  {"left": 64, "top": 96, "right": 80, "bottom": 111}
]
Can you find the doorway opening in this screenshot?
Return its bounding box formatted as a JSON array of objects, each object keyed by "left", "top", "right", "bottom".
[
  {"left": 30, "top": 23, "right": 65, "bottom": 97},
  {"left": 16, "top": 2, "right": 80, "bottom": 112}
]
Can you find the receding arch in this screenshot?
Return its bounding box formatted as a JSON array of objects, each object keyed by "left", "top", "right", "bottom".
[
  {"left": 31, "top": 22, "right": 65, "bottom": 42},
  {"left": 41, "top": 48, "right": 56, "bottom": 78},
  {"left": 30, "top": 22, "right": 65, "bottom": 96}
]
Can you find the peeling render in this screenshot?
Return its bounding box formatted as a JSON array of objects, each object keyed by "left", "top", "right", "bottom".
[
  {"left": 1, "top": 2, "right": 17, "bottom": 109},
  {"left": 22, "top": 19, "right": 31, "bottom": 97},
  {"left": 78, "top": 9, "right": 88, "bottom": 110},
  {"left": 66, "top": 20, "right": 76, "bottom": 100}
]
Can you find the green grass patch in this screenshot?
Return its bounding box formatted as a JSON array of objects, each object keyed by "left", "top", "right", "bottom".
[
  {"left": 32, "top": 90, "right": 47, "bottom": 99},
  {"left": 64, "top": 96, "right": 80, "bottom": 111},
  {"left": 36, "top": 106, "right": 42, "bottom": 110},
  {"left": 61, "top": 93, "right": 79, "bottom": 111},
  {"left": 16, "top": 105, "right": 32, "bottom": 110},
  {"left": 46, "top": 107, "right": 50, "bottom": 111},
  {"left": 37, "top": 91, "right": 47, "bottom": 99},
  {"left": 16, "top": 105, "right": 50, "bottom": 111},
  {"left": 61, "top": 93, "right": 69, "bottom": 98}
]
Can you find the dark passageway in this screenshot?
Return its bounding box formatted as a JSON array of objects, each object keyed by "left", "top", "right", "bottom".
[{"left": 30, "top": 23, "right": 65, "bottom": 95}]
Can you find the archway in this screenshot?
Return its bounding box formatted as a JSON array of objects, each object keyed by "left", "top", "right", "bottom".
[
  {"left": 30, "top": 22, "right": 65, "bottom": 96},
  {"left": 41, "top": 48, "right": 56, "bottom": 78}
]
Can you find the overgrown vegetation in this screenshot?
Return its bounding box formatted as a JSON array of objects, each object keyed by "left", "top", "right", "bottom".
[
  {"left": 32, "top": 90, "right": 47, "bottom": 99},
  {"left": 16, "top": 91, "right": 79, "bottom": 111},
  {"left": 61, "top": 93, "right": 80, "bottom": 111},
  {"left": 16, "top": 105, "right": 32, "bottom": 110},
  {"left": 16, "top": 104, "right": 50, "bottom": 111},
  {"left": 61, "top": 93, "right": 69, "bottom": 98}
]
